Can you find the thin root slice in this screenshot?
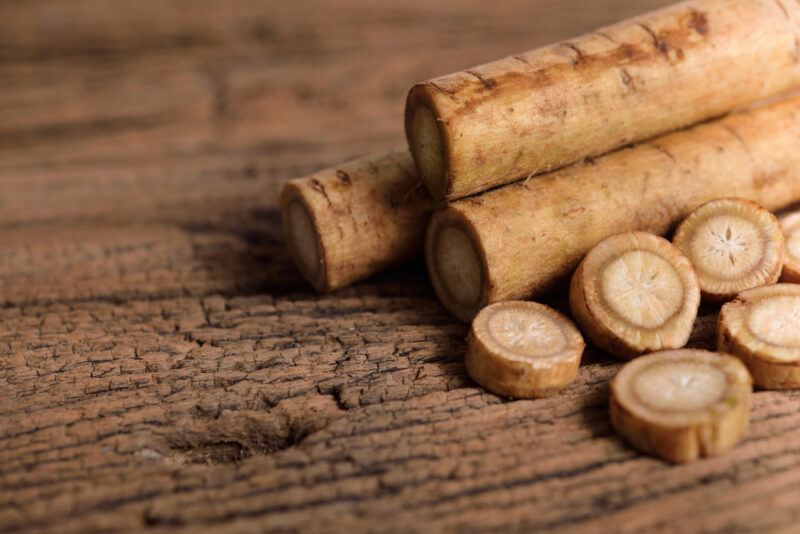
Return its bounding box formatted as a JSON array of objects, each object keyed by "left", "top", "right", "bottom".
[
  {"left": 610, "top": 349, "right": 752, "bottom": 463},
  {"left": 465, "top": 301, "right": 584, "bottom": 398},
  {"left": 718, "top": 284, "right": 800, "bottom": 389},
  {"left": 673, "top": 198, "right": 784, "bottom": 301},
  {"left": 780, "top": 211, "right": 800, "bottom": 284},
  {"left": 570, "top": 232, "right": 700, "bottom": 360}
]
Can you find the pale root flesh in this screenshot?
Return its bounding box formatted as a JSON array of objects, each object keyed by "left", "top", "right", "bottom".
[
  {"left": 425, "top": 98, "right": 800, "bottom": 321},
  {"left": 673, "top": 198, "right": 784, "bottom": 301},
  {"left": 610, "top": 350, "right": 752, "bottom": 463},
  {"left": 280, "top": 149, "right": 434, "bottom": 292},
  {"left": 569, "top": 232, "right": 700, "bottom": 360},
  {"left": 285, "top": 200, "right": 322, "bottom": 285},
  {"left": 410, "top": 106, "right": 445, "bottom": 200},
  {"left": 718, "top": 284, "right": 800, "bottom": 389},
  {"left": 406, "top": 0, "right": 800, "bottom": 201},
  {"left": 780, "top": 211, "right": 800, "bottom": 283},
  {"left": 426, "top": 217, "right": 486, "bottom": 322},
  {"left": 465, "top": 301, "right": 584, "bottom": 398}
]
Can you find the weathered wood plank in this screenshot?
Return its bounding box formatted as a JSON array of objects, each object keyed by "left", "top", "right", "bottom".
[{"left": 14, "top": 0, "right": 800, "bottom": 532}]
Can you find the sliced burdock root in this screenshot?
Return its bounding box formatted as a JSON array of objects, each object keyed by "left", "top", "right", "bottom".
[
  {"left": 718, "top": 284, "right": 800, "bottom": 389},
  {"left": 673, "top": 198, "right": 784, "bottom": 301},
  {"left": 465, "top": 301, "right": 584, "bottom": 398},
  {"left": 780, "top": 211, "right": 800, "bottom": 284},
  {"left": 570, "top": 232, "right": 701, "bottom": 360},
  {"left": 610, "top": 349, "right": 752, "bottom": 463}
]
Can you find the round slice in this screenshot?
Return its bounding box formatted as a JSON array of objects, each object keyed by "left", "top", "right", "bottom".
[
  {"left": 718, "top": 284, "right": 800, "bottom": 389},
  {"left": 610, "top": 349, "right": 752, "bottom": 463},
  {"left": 779, "top": 211, "right": 800, "bottom": 283},
  {"left": 281, "top": 197, "right": 325, "bottom": 291},
  {"left": 673, "top": 198, "right": 784, "bottom": 301},
  {"left": 465, "top": 301, "right": 584, "bottom": 398},
  {"left": 570, "top": 231, "right": 701, "bottom": 360}
]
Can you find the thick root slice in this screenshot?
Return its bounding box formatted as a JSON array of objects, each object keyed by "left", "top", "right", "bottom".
[
  {"left": 610, "top": 349, "right": 752, "bottom": 463},
  {"left": 465, "top": 301, "right": 584, "bottom": 398},
  {"left": 570, "top": 232, "right": 700, "bottom": 359},
  {"left": 718, "top": 284, "right": 800, "bottom": 389},
  {"left": 673, "top": 198, "right": 784, "bottom": 301},
  {"left": 780, "top": 211, "right": 800, "bottom": 284}
]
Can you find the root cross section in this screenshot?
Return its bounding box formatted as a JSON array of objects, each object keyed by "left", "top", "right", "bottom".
[
  {"left": 610, "top": 350, "right": 752, "bottom": 463},
  {"left": 719, "top": 284, "right": 800, "bottom": 389},
  {"left": 466, "top": 301, "right": 584, "bottom": 398},
  {"left": 780, "top": 211, "right": 800, "bottom": 283},
  {"left": 570, "top": 232, "right": 700, "bottom": 359},
  {"left": 602, "top": 250, "right": 684, "bottom": 329},
  {"left": 674, "top": 198, "right": 784, "bottom": 301}
]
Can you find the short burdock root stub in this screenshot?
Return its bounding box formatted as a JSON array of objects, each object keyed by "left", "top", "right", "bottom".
[
  {"left": 465, "top": 301, "right": 584, "bottom": 399},
  {"left": 280, "top": 149, "right": 433, "bottom": 292},
  {"left": 610, "top": 350, "right": 752, "bottom": 464},
  {"left": 570, "top": 232, "right": 701, "bottom": 360},
  {"left": 718, "top": 284, "right": 800, "bottom": 389},
  {"left": 780, "top": 211, "right": 800, "bottom": 283},
  {"left": 673, "top": 198, "right": 784, "bottom": 302}
]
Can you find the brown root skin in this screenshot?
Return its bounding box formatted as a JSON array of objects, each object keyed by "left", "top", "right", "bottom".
[
  {"left": 464, "top": 301, "right": 584, "bottom": 398},
  {"left": 569, "top": 232, "right": 700, "bottom": 360},
  {"left": 610, "top": 350, "right": 751, "bottom": 463},
  {"left": 280, "top": 149, "right": 434, "bottom": 292},
  {"left": 780, "top": 211, "right": 800, "bottom": 283},
  {"left": 718, "top": 284, "right": 800, "bottom": 389},
  {"left": 425, "top": 97, "right": 800, "bottom": 320},
  {"left": 406, "top": 0, "right": 800, "bottom": 201},
  {"left": 672, "top": 198, "right": 784, "bottom": 302}
]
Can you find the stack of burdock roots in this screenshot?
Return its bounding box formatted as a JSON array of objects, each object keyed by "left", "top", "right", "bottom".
[{"left": 280, "top": 0, "right": 800, "bottom": 464}]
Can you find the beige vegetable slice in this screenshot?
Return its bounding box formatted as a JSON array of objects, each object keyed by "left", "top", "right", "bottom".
[
  {"left": 465, "top": 301, "right": 584, "bottom": 398},
  {"left": 610, "top": 349, "right": 751, "bottom": 463},
  {"left": 570, "top": 232, "right": 700, "bottom": 360},
  {"left": 780, "top": 211, "right": 800, "bottom": 284},
  {"left": 718, "top": 284, "right": 800, "bottom": 389},
  {"left": 673, "top": 198, "right": 784, "bottom": 301}
]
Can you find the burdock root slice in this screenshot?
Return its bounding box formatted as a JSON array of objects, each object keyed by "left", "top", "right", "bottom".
[
  {"left": 570, "top": 232, "right": 701, "bottom": 360},
  {"left": 465, "top": 301, "right": 584, "bottom": 398},
  {"left": 610, "top": 349, "right": 751, "bottom": 463},
  {"left": 779, "top": 211, "right": 800, "bottom": 283},
  {"left": 718, "top": 284, "right": 800, "bottom": 389},
  {"left": 673, "top": 198, "right": 784, "bottom": 301}
]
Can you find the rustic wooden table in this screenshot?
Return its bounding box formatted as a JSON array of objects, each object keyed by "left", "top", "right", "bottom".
[{"left": 3, "top": 0, "right": 799, "bottom": 532}]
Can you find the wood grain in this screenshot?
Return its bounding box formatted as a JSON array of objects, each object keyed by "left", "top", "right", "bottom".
[{"left": 7, "top": 0, "right": 800, "bottom": 532}]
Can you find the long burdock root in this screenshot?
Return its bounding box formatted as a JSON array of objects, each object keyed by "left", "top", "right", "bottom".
[
  {"left": 673, "top": 198, "right": 784, "bottom": 302},
  {"left": 280, "top": 149, "right": 433, "bottom": 292},
  {"left": 569, "top": 232, "right": 700, "bottom": 360},
  {"left": 780, "top": 211, "right": 800, "bottom": 283},
  {"left": 610, "top": 350, "right": 752, "bottom": 463},
  {"left": 718, "top": 284, "right": 800, "bottom": 389},
  {"left": 465, "top": 301, "right": 584, "bottom": 398},
  {"left": 406, "top": 0, "right": 800, "bottom": 201},
  {"left": 425, "top": 98, "right": 800, "bottom": 321}
]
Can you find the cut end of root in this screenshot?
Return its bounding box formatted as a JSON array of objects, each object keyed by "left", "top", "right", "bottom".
[
  {"left": 466, "top": 301, "right": 584, "bottom": 398},
  {"left": 282, "top": 199, "right": 325, "bottom": 291},
  {"left": 427, "top": 219, "right": 485, "bottom": 321},
  {"left": 570, "top": 232, "right": 700, "bottom": 359},
  {"left": 780, "top": 211, "right": 800, "bottom": 283},
  {"left": 610, "top": 349, "right": 751, "bottom": 463},
  {"left": 673, "top": 198, "right": 784, "bottom": 301},
  {"left": 409, "top": 105, "right": 446, "bottom": 201},
  {"left": 719, "top": 284, "right": 800, "bottom": 389}
]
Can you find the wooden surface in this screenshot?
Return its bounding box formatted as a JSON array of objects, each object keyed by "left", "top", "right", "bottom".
[{"left": 4, "top": 0, "right": 800, "bottom": 532}]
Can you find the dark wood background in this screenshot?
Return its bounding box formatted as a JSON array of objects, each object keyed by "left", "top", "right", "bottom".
[{"left": 4, "top": 0, "right": 800, "bottom": 532}]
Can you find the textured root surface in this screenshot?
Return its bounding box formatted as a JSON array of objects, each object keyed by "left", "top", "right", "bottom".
[{"left": 8, "top": 0, "right": 800, "bottom": 532}]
